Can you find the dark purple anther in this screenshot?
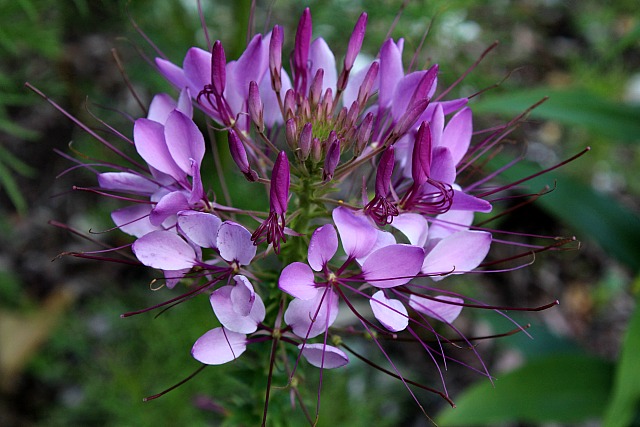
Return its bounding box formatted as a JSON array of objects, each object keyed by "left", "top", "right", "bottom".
[
  {"left": 375, "top": 146, "right": 395, "bottom": 197},
  {"left": 365, "top": 146, "right": 399, "bottom": 225},
  {"left": 411, "top": 121, "right": 432, "bottom": 186}
]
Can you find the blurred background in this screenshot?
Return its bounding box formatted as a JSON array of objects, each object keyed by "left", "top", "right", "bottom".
[{"left": 1, "top": 0, "right": 639, "bottom": 425}]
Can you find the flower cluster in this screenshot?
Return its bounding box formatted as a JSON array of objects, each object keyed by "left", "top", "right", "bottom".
[{"left": 37, "top": 5, "right": 581, "bottom": 424}]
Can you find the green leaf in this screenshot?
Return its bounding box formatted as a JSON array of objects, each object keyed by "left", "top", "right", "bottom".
[
  {"left": 474, "top": 89, "right": 640, "bottom": 143},
  {"left": 603, "top": 291, "right": 640, "bottom": 427},
  {"left": 495, "top": 160, "right": 640, "bottom": 273},
  {"left": 436, "top": 355, "right": 615, "bottom": 426}
]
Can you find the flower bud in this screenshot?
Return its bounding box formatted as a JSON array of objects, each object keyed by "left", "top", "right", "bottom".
[
  {"left": 357, "top": 61, "right": 379, "bottom": 107},
  {"left": 269, "top": 25, "right": 283, "bottom": 92},
  {"left": 375, "top": 146, "right": 395, "bottom": 197},
  {"left": 228, "top": 130, "right": 258, "bottom": 182},
  {"left": 293, "top": 8, "right": 312, "bottom": 93},
  {"left": 323, "top": 133, "right": 340, "bottom": 181},
  {"left": 411, "top": 121, "right": 432, "bottom": 186},
  {"left": 309, "top": 69, "right": 324, "bottom": 106},
  {"left": 285, "top": 118, "right": 297, "bottom": 150},
  {"left": 311, "top": 137, "right": 322, "bottom": 163},
  {"left": 248, "top": 81, "right": 264, "bottom": 132},
  {"left": 211, "top": 40, "right": 226, "bottom": 96},
  {"left": 354, "top": 112, "right": 374, "bottom": 156},
  {"left": 270, "top": 152, "right": 290, "bottom": 215},
  {"left": 299, "top": 122, "right": 313, "bottom": 160}
]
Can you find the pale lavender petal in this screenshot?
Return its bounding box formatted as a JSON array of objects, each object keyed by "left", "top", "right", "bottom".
[
  {"left": 429, "top": 147, "right": 456, "bottom": 184},
  {"left": 409, "top": 294, "right": 464, "bottom": 323},
  {"left": 355, "top": 229, "right": 396, "bottom": 265},
  {"left": 183, "top": 47, "right": 212, "bottom": 95},
  {"left": 342, "top": 58, "right": 378, "bottom": 107},
  {"left": 309, "top": 38, "right": 337, "bottom": 93},
  {"left": 230, "top": 275, "right": 256, "bottom": 317},
  {"left": 278, "top": 262, "right": 318, "bottom": 300},
  {"left": 378, "top": 39, "right": 403, "bottom": 109},
  {"left": 422, "top": 230, "right": 491, "bottom": 280},
  {"left": 370, "top": 290, "right": 408, "bottom": 332},
  {"left": 210, "top": 285, "right": 264, "bottom": 334},
  {"left": 430, "top": 103, "right": 445, "bottom": 147},
  {"left": 332, "top": 206, "right": 377, "bottom": 258},
  {"left": 149, "top": 191, "right": 189, "bottom": 226},
  {"left": 111, "top": 204, "right": 156, "bottom": 238},
  {"left": 231, "top": 34, "right": 269, "bottom": 99},
  {"left": 429, "top": 210, "right": 474, "bottom": 240},
  {"left": 216, "top": 221, "right": 256, "bottom": 265},
  {"left": 299, "top": 343, "right": 349, "bottom": 368},
  {"left": 362, "top": 244, "right": 424, "bottom": 288},
  {"left": 442, "top": 107, "right": 472, "bottom": 165},
  {"left": 147, "top": 93, "right": 177, "bottom": 124},
  {"left": 134, "top": 118, "right": 185, "bottom": 181},
  {"left": 164, "top": 110, "right": 205, "bottom": 175},
  {"left": 164, "top": 268, "right": 190, "bottom": 289},
  {"left": 98, "top": 172, "right": 159, "bottom": 195},
  {"left": 390, "top": 70, "right": 427, "bottom": 120},
  {"left": 284, "top": 288, "right": 338, "bottom": 339},
  {"left": 390, "top": 213, "right": 429, "bottom": 247},
  {"left": 259, "top": 69, "right": 292, "bottom": 127},
  {"left": 177, "top": 211, "right": 222, "bottom": 249},
  {"left": 155, "top": 58, "right": 188, "bottom": 89},
  {"left": 308, "top": 224, "right": 338, "bottom": 271},
  {"left": 192, "top": 327, "right": 247, "bottom": 365},
  {"left": 450, "top": 189, "right": 492, "bottom": 213},
  {"left": 132, "top": 230, "right": 196, "bottom": 270},
  {"left": 176, "top": 87, "right": 193, "bottom": 118}
]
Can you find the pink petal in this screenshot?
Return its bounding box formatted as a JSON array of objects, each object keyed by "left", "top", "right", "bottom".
[
  {"left": 422, "top": 230, "right": 491, "bottom": 280},
  {"left": 133, "top": 118, "right": 184, "bottom": 181},
  {"left": 284, "top": 288, "right": 338, "bottom": 339},
  {"left": 164, "top": 110, "right": 205, "bottom": 176},
  {"left": 370, "top": 290, "right": 408, "bottom": 332},
  {"left": 308, "top": 224, "right": 338, "bottom": 271},
  {"left": 278, "top": 262, "right": 318, "bottom": 300},
  {"left": 332, "top": 206, "right": 377, "bottom": 258},
  {"left": 362, "top": 244, "right": 424, "bottom": 288},
  {"left": 390, "top": 213, "right": 429, "bottom": 247},
  {"left": 191, "top": 327, "right": 247, "bottom": 365},
  {"left": 132, "top": 230, "right": 196, "bottom": 270},
  {"left": 309, "top": 38, "right": 337, "bottom": 93},
  {"left": 299, "top": 343, "right": 349, "bottom": 368},
  {"left": 216, "top": 222, "right": 256, "bottom": 265},
  {"left": 409, "top": 294, "right": 464, "bottom": 323},
  {"left": 111, "top": 204, "right": 156, "bottom": 238},
  {"left": 442, "top": 107, "right": 472, "bottom": 166},
  {"left": 177, "top": 211, "right": 222, "bottom": 249}
]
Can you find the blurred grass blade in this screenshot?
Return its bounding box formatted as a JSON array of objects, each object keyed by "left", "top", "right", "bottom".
[
  {"left": 603, "top": 290, "right": 640, "bottom": 427},
  {"left": 436, "top": 355, "right": 614, "bottom": 426},
  {"left": 474, "top": 88, "right": 640, "bottom": 143},
  {"left": 495, "top": 160, "right": 640, "bottom": 273}
]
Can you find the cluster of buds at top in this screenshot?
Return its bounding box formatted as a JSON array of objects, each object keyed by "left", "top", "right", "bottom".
[{"left": 37, "top": 5, "right": 583, "bottom": 424}]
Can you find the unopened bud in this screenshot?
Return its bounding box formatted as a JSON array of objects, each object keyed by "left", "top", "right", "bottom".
[
  {"left": 311, "top": 137, "right": 322, "bottom": 163},
  {"left": 323, "top": 134, "right": 340, "bottom": 181},
  {"left": 270, "top": 152, "right": 290, "bottom": 215},
  {"left": 283, "top": 89, "right": 296, "bottom": 121},
  {"left": 357, "top": 61, "right": 379, "bottom": 107},
  {"left": 248, "top": 81, "right": 264, "bottom": 131},
  {"left": 299, "top": 122, "right": 313, "bottom": 160},
  {"left": 211, "top": 40, "right": 226, "bottom": 96},
  {"left": 285, "top": 118, "right": 297, "bottom": 150},
  {"left": 269, "top": 25, "right": 283, "bottom": 92},
  {"left": 354, "top": 112, "right": 374, "bottom": 156},
  {"left": 411, "top": 121, "right": 432, "bottom": 186},
  {"left": 228, "top": 130, "right": 258, "bottom": 182},
  {"left": 309, "top": 69, "right": 324, "bottom": 106}
]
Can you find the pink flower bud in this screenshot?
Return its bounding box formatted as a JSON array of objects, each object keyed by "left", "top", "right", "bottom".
[{"left": 248, "top": 81, "right": 264, "bottom": 131}]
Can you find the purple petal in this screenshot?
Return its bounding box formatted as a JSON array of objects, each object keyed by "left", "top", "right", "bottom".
[
  {"left": 231, "top": 34, "right": 269, "bottom": 99},
  {"left": 442, "top": 107, "right": 472, "bottom": 166},
  {"left": 270, "top": 152, "right": 290, "bottom": 215},
  {"left": 390, "top": 213, "right": 429, "bottom": 247},
  {"left": 284, "top": 288, "right": 338, "bottom": 339},
  {"left": 147, "top": 93, "right": 177, "bottom": 124},
  {"left": 155, "top": 58, "right": 188, "bottom": 89},
  {"left": 278, "top": 262, "right": 318, "bottom": 300},
  {"left": 308, "top": 224, "right": 338, "bottom": 271},
  {"left": 176, "top": 88, "right": 193, "bottom": 118},
  {"left": 429, "top": 147, "right": 456, "bottom": 184},
  {"left": 191, "top": 327, "right": 247, "bottom": 365},
  {"left": 132, "top": 230, "right": 196, "bottom": 270},
  {"left": 111, "top": 204, "right": 156, "bottom": 238},
  {"left": 362, "top": 244, "right": 424, "bottom": 288},
  {"left": 134, "top": 118, "right": 185, "bottom": 181},
  {"left": 332, "top": 206, "right": 377, "bottom": 258},
  {"left": 164, "top": 268, "right": 190, "bottom": 289},
  {"left": 450, "top": 189, "right": 492, "bottom": 213},
  {"left": 210, "top": 284, "right": 264, "bottom": 334},
  {"left": 149, "top": 191, "right": 189, "bottom": 226},
  {"left": 299, "top": 343, "right": 349, "bottom": 368},
  {"left": 310, "top": 38, "right": 337, "bottom": 93},
  {"left": 230, "top": 275, "right": 257, "bottom": 317},
  {"left": 355, "top": 229, "right": 396, "bottom": 265},
  {"left": 370, "top": 290, "right": 408, "bottom": 332},
  {"left": 429, "top": 210, "right": 474, "bottom": 240},
  {"left": 378, "top": 38, "right": 404, "bottom": 109},
  {"left": 98, "top": 172, "right": 159, "bottom": 195},
  {"left": 409, "top": 294, "right": 464, "bottom": 323},
  {"left": 164, "top": 110, "right": 205, "bottom": 176},
  {"left": 259, "top": 68, "right": 292, "bottom": 127},
  {"left": 422, "top": 230, "right": 491, "bottom": 280},
  {"left": 390, "top": 70, "right": 428, "bottom": 121},
  {"left": 183, "top": 47, "right": 212, "bottom": 95},
  {"left": 216, "top": 221, "right": 256, "bottom": 265},
  {"left": 177, "top": 211, "right": 222, "bottom": 249}
]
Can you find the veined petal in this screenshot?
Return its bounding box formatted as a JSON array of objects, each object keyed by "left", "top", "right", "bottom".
[
  {"left": 134, "top": 118, "right": 184, "bottom": 182},
  {"left": 284, "top": 288, "right": 338, "bottom": 339},
  {"left": 409, "top": 294, "right": 464, "bottom": 324},
  {"left": 279, "top": 262, "right": 318, "bottom": 300},
  {"left": 356, "top": 229, "right": 396, "bottom": 265},
  {"left": 299, "top": 343, "right": 349, "bottom": 368},
  {"left": 177, "top": 211, "right": 222, "bottom": 249},
  {"left": 210, "top": 285, "right": 264, "bottom": 334},
  {"left": 308, "top": 224, "right": 338, "bottom": 271},
  {"left": 149, "top": 191, "right": 189, "bottom": 226},
  {"left": 429, "top": 209, "right": 474, "bottom": 240},
  {"left": 191, "top": 327, "right": 247, "bottom": 365},
  {"left": 111, "top": 204, "right": 156, "bottom": 238},
  {"left": 98, "top": 172, "right": 159, "bottom": 195},
  {"left": 132, "top": 230, "right": 196, "bottom": 270},
  {"left": 332, "top": 206, "right": 377, "bottom": 258},
  {"left": 422, "top": 230, "right": 491, "bottom": 280},
  {"left": 217, "top": 221, "right": 256, "bottom": 265},
  {"left": 390, "top": 213, "right": 429, "bottom": 247},
  {"left": 164, "top": 110, "right": 205, "bottom": 176},
  {"left": 370, "top": 290, "right": 408, "bottom": 332},
  {"left": 230, "top": 275, "right": 257, "bottom": 317},
  {"left": 362, "top": 244, "right": 424, "bottom": 288},
  {"left": 310, "top": 38, "right": 337, "bottom": 93}
]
